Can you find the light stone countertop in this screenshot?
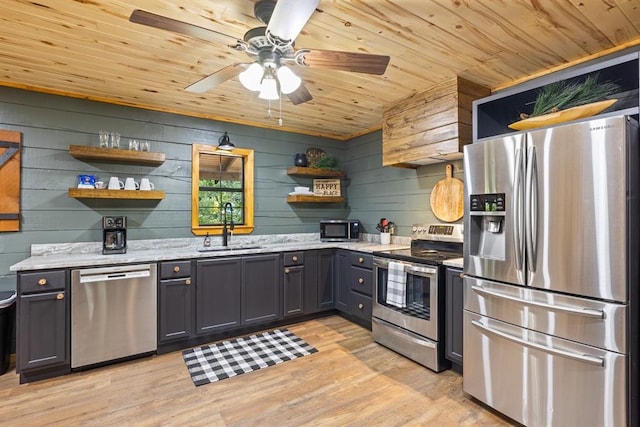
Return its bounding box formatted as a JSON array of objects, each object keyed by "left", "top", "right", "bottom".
[
  {"left": 10, "top": 233, "right": 411, "bottom": 272},
  {"left": 443, "top": 257, "right": 464, "bottom": 269}
]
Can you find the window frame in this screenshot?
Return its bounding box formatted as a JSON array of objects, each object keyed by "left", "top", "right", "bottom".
[{"left": 191, "top": 143, "right": 254, "bottom": 236}]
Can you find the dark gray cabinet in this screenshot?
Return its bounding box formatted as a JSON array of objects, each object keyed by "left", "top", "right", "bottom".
[
  {"left": 445, "top": 267, "right": 464, "bottom": 366},
  {"left": 283, "top": 252, "right": 304, "bottom": 318},
  {"left": 196, "top": 257, "right": 242, "bottom": 334},
  {"left": 242, "top": 254, "right": 281, "bottom": 325},
  {"left": 348, "top": 252, "right": 373, "bottom": 324},
  {"left": 304, "top": 249, "right": 335, "bottom": 313},
  {"left": 17, "top": 269, "right": 70, "bottom": 383},
  {"left": 316, "top": 249, "right": 335, "bottom": 310},
  {"left": 158, "top": 261, "right": 194, "bottom": 343},
  {"left": 334, "top": 249, "right": 351, "bottom": 312}
]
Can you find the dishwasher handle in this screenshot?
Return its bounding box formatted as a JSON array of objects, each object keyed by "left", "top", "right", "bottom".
[{"left": 79, "top": 265, "right": 152, "bottom": 283}]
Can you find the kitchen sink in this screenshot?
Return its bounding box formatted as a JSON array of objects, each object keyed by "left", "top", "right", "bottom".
[{"left": 197, "top": 245, "right": 262, "bottom": 252}]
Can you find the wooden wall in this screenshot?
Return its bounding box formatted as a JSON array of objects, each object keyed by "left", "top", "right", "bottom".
[
  {"left": 345, "top": 130, "right": 463, "bottom": 236},
  {"left": 0, "top": 87, "right": 347, "bottom": 290},
  {"left": 0, "top": 86, "right": 462, "bottom": 291}
]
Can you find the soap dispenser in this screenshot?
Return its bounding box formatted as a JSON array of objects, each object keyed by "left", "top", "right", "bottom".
[{"left": 203, "top": 232, "right": 211, "bottom": 247}]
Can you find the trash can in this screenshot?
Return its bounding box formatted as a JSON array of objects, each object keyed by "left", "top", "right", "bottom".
[{"left": 0, "top": 291, "right": 16, "bottom": 375}]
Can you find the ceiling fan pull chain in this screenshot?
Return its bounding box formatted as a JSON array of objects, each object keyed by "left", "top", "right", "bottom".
[{"left": 266, "top": 99, "right": 273, "bottom": 119}]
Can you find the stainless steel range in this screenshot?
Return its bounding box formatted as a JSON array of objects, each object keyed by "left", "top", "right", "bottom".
[{"left": 372, "top": 224, "right": 463, "bottom": 372}]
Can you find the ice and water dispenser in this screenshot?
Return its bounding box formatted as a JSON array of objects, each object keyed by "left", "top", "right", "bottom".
[{"left": 468, "top": 193, "right": 506, "bottom": 260}]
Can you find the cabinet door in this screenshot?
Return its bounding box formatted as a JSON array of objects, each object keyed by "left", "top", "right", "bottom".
[
  {"left": 18, "top": 291, "right": 68, "bottom": 371},
  {"left": 304, "top": 250, "right": 320, "bottom": 313},
  {"left": 334, "top": 250, "right": 351, "bottom": 312},
  {"left": 158, "top": 278, "right": 193, "bottom": 342},
  {"left": 317, "top": 249, "right": 335, "bottom": 310},
  {"left": 242, "top": 254, "right": 281, "bottom": 325},
  {"left": 283, "top": 265, "right": 304, "bottom": 318},
  {"left": 445, "top": 267, "right": 464, "bottom": 365},
  {"left": 196, "top": 258, "right": 241, "bottom": 334}
]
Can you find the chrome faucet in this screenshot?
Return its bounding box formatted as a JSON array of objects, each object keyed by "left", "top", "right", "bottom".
[{"left": 222, "top": 202, "right": 234, "bottom": 246}]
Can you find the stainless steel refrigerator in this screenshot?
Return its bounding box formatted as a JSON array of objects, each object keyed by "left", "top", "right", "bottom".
[{"left": 463, "top": 114, "right": 639, "bottom": 427}]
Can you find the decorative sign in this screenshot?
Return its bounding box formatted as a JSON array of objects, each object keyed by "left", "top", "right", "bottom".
[{"left": 313, "top": 179, "right": 341, "bottom": 197}]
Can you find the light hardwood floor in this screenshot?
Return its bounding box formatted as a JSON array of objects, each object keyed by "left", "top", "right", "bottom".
[{"left": 0, "top": 316, "right": 516, "bottom": 426}]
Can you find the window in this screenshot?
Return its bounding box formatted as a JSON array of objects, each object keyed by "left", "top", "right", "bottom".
[{"left": 191, "top": 144, "right": 254, "bottom": 235}]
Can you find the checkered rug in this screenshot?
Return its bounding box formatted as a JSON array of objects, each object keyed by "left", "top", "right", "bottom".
[{"left": 182, "top": 329, "right": 317, "bottom": 386}]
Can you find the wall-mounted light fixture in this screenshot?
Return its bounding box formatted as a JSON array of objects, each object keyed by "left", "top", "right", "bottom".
[{"left": 217, "top": 132, "right": 235, "bottom": 150}]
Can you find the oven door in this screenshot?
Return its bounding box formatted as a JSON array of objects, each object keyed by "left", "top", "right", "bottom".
[{"left": 372, "top": 257, "right": 439, "bottom": 341}]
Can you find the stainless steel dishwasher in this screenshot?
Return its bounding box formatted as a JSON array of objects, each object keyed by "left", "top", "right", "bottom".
[{"left": 71, "top": 264, "right": 157, "bottom": 368}]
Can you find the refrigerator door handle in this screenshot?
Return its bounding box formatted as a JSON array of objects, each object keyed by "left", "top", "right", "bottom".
[
  {"left": 525, "top": 145, "right": 538, "bottom": 272},
  {"left": 513, "top": 147, "right": 524, "bottom": 273},
  {"left": 471, "top": 285, "right": 605, "bottom": 318},
  {"left": 470, "top": 320, "right": 605, "bottom": 367}
]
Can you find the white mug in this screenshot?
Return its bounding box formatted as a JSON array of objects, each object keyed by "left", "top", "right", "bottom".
[
  {"left": 124, "top": 177, "right": 139, "bottom": 190},
  {"left": 139, "top": 178, "right": 155, "bottom": 191},
  {"left": 108, "top": 177, "right": 124, "bottom": 190}
]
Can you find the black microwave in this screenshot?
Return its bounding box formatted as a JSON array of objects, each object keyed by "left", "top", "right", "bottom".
[{"left": 320, "top": 219, "right": 360, "bottom": 242}]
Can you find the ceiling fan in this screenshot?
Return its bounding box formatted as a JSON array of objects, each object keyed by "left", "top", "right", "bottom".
[{"left": 129, "top": 0, "right": 390, "bottom": 105}]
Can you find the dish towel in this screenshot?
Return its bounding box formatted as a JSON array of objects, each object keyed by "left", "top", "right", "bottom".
[{"left": 386, "top": 261, "right": 407, "bottom": 308}]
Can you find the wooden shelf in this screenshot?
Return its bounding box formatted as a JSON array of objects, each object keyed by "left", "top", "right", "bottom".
[
  {"left": 68, "top": 188, "right": 165, "bottom": 200},
  {"left": 286, "top": 195, "right": 344, "bottom": 203},
  {"left": 69, "top": 145, "right": 165, "bottom": 166},
  {"left": 286, "top": 167, "right": 345, "bottom": 178}
]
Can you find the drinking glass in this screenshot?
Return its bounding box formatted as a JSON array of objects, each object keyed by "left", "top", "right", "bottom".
[
  {"left": 140, "top": 141, "right": 150, "bottom": 152},
  {"left": 99, "top": 130, "right": 109, "bottom": 148},
  {"left": 128, "top": 139, "right": 139, "bottom": 151},
  {"left": 110, "top": 132, "right": 120, "bottom": 149}
]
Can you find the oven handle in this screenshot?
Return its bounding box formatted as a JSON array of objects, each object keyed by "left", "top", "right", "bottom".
[
  {"left": 373, "top": 258, "right": 437, "bottom": 277},
  {"left": 372, "top": 318, "right": 436, "bottom": 349},
  {"left": 471, "top": 320, "right": 604, "bottom": 367},
  {"left": 471, "top": 284, "right": 605, "bottom": 319}
]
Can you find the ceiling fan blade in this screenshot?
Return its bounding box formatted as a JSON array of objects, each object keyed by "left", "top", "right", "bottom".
[
  {"left": 298, "top": 49, "right": 390, "bottom": 75},
  {"left": 185, "top": 63, "right": 248, "bottom": 93},
  {"left": 129, "top": 9, "right": 239, "bottom": 45},
  {"left": 286, "top": 83, "right": 313, "bottom": 105},
  {"left": 266, "top": 0, "right": 320, "bottom": 44}
]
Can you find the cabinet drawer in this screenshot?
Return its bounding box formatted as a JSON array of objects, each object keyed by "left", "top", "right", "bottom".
[
  {"left": 350, "top": 266, "right": 372, "bottom": 296},
  {"left": 160, "top": 261, "right": 191, "bottom": 279},
  {"left": 351, "top": 252, "right": 372, "bottom": 269},
  {"left": 283, "top": 251, "right": 304, "bottom": 266},
  {"left": 350, "top": 291, "right": 372, "bottom": 322},
  {"left": 19, "top": 270, "right": 67, "bottom": 293}
]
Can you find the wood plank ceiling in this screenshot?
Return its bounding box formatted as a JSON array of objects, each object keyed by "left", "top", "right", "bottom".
[{"left": 1, "top": 0, "right": 639, "bottom": 140}]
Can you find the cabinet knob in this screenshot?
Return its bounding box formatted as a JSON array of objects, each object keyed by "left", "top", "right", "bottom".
[
  {"left": 185, "top": 279, "right": 191, "bottom": 285},
  {"left": 292, "top": 256, "right": 298, "bottom": 262},
  {"left": 358, "top": 257, "right": 364, "bottom": 263},
  {"left": 358, "top": 303, "right": 364, "bottom": 310},
  {"left": 285, "top": 268, "right": 290, "bottom": 274},
  {"left": 38, "top": 278, "right": 47, "bottom": 286},
  {"left": 173, "top": 266, "right": 180, "bottom": 273},
  {"left": 56, "top": 293, "right": 64, "bottom": 300},
  {"left": 358, "top": 277, "right": 364, "bottom": 284}
]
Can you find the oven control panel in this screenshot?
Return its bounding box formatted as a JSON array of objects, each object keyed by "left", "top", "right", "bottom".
[{"left": 411, "top": 223, "right": 463, "bottom": 242}]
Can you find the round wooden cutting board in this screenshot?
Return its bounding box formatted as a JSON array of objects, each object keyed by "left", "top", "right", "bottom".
[{"left": 430, "top": 164, "right": 464, "bottom": 222}]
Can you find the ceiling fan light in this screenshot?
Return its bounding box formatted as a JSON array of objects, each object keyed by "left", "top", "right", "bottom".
[
  {"left": 259, "top": 76, "right": 279, "bottom": 100},
  {"left": 239, "top": 63, "right": 263, "bottom": 91},
  {"left": 277, "top": 65, "right": 301, "bottom": 94}
]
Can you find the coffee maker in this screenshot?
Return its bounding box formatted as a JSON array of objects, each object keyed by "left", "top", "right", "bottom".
[{"left": 102, "top": 216, "right": 127, "bottom": 254}]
